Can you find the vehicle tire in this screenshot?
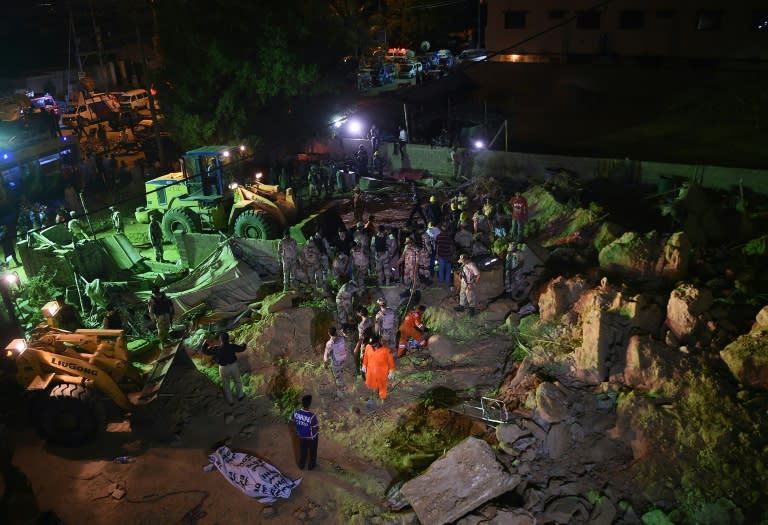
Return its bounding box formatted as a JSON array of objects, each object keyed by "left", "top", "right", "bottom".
[
  {"left": 38, "top": 384, "right": 100, "bottom": 447},
  {"left": 161, "top": 207, "right": 202, "bottom": 241},
  {"left": 234, "top": 210, "right": 278, "bottom": 240}
]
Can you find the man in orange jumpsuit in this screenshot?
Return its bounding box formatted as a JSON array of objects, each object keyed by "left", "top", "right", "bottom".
[
  {"left": 362, "top": 334, "right": 396, "bottom": 407},
  {"left": 398, "top": 305, "right": 428, "bottom": 357}
]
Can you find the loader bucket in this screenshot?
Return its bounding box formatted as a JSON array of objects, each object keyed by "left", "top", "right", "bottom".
[
  {"left": 289, "top": 202, "right": 345, "bottom": 244},
  {"left": 130, "top": 340, "right": 182, "bottom": 406}
]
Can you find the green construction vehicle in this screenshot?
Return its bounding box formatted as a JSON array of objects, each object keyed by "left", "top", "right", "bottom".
[{"left": 134, "top": 145, "right": 298, "bottom": 241}]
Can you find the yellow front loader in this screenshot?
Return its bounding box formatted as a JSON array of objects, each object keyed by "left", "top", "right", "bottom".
[{"left": 5, "top": 326, "right": 180, "bottom": 446}]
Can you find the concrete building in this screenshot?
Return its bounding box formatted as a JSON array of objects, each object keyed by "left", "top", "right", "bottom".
[{"left": 485, "top": 1, "right": 768, "bottom": 64}]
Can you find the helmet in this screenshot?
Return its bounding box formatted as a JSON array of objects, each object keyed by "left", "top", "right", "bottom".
[
  {"left": 69, "top": 211, "right": 77, "bottom": 218},
  {"left": 109, "top": 206, "right": 115, "bottom": 211},
  {"left": 450, "top": 202, "right": 458, "bottom": 210},
  {"left": 459, "top": 253, "right": 469, "bottom": 262},
  {"left": 429, "top": 195, "right": 437, "bottom": 203},
  {"left": 377, "top": 297, "right": 387, "bottom": 307},
  {"left": 356, "top": 221, "right": 364, "bottom": 229}
]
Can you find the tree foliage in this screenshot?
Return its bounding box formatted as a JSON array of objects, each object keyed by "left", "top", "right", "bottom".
[{"left": 154, "top": 0, "right": 325, "bottom": 148}]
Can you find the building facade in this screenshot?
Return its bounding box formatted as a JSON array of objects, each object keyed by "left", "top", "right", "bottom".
[{"left": 485, "top": 1, "right": 768, "bottom": 63}]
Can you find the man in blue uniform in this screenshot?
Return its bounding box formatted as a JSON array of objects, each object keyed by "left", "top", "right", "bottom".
[{"left": 291, "top": 395, "right": 319, "bottom": 470}]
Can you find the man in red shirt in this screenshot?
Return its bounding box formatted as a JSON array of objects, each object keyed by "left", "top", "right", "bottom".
[{"left": 509, "top": 192, "right": 528, "bottom": 243}]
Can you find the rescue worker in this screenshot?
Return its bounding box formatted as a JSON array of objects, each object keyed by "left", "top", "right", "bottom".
[
  {"left": 371, "top": 229, "right": 390, "bottom": 286},
  {"left": 352, "top": 186, "right": 365, "bottom": 223},
  {"left": 509, "top": 191, "right": 529, "bottom": 243},
  {"left": 362, "top": 334, "right": 396, "bottom": 407},
  {"left": 148, "top": 214, "right": 165, "bottom": 262},
  {"left": 291, "top": 395, "right": 319, "bottom": 470},
  {"left": 454, "top": 223, "right": 473, "bottom": 255},
  {"left": 399, "top": 237, "right": 420, "bottom": 290},
  {"left": 109, "top": 206, "right": 123, "bottom": 234},
  {"left": 352, "top": 221, "right": 369, "bottom": 250},
  {"left": 506, "top": 243, "right": 528, "bottom": 301},
  {"left": 313, "top": 232, "right": 331, "bottom": 287},
  {"left": 398, "top": 305, "right": 428, "bottom": 357},
  {"left": 323, "top": 326, "right": 348, "bottom": 394},
  {"left": 67, "top": 211, "right": 90, "bottom": 242},
  {"left": 278, "top": 230, "right": 299, "bottom": 291},
  {"left": 425, "top": 222, "right": 441, "bottom": 278},
  {"left": 455, "top": 254, "right": 480, "bottom": 316},
  {"left": 473, "top": 208, "right": 490, "bottom": 238},
  {"left": 386, "top": 228, "right": 400, "bottom": 283},
  {"left": 372, "top": 150, "right": 384, "bottom": 179},
  {"left": 435, "top": 225, "right": 455, "bottom": 287},
  {"left": 202, "top": 332, "right": 247, "bottom": 405},
  {"left": 354, "top": 306, "right": 374, "bottom": 378},
  {"left": 148, "top": 285, "right": 174, "bottom": 345},
  {"left": 307, "top": 165, "right": 320, "bottom": 199},
  {"left": 335, "top": 280, "right": 357, "bottom": 329},
  {"left": 350, "top": 240, "right": 369, "bottom": 290},
  {"left": 331, "top": 250, "right": 350, "bottom": 285},
  {"left": 374, "top": 297, "right": 397, "bottom": 358},
  {"left": 302, "top": 238, "right": 323, "bottom": 290},
  {"left": 417, "top": 237, "right": 432, "bottom": 286},
  {"left": 446, "top": 201, "right": 461, "bottom": 234},
  {"left": 425, "top": 195, "right": 442, "bottom": 226}
]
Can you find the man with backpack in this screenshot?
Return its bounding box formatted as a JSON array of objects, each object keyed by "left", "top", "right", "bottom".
[
  {"left": 371, "top": 229, "right": 391, "bottom": 286},
  {"left": 374, "top": 297, "right": 397, "bottom": 359},
  {"left": 354, "top": 306, "right": 374, "bottom": 379},
  {"left": 323, "top": 327, "right": 349, "bottom": 395},
  {"left": 148, "top": 285, "right": 174, "bottom": 345}
]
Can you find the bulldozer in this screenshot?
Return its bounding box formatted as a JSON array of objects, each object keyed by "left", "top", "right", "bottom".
[
  {"left": 134, "top": 145, "right": 298, "bottom": 241},
  {"left": 4, "top": 325, "right": 179, "bottom": 446}
]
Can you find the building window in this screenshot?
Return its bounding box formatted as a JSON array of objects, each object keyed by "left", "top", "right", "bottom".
[
  {"left": 576, "top": 11, "right": 601, "bottom": 29},
  {"left": 697, "top": 10, "right": 723, "bottom": 31},
  {"left": 549, "top": 10, "right": 566, "bottom": 20},
  {"left": 504, "top": 11, "right": 527, "bottom": 29},
  {"left": 754, "top": 10, "right": 768, "bottom": 31},
  {"left": 619, "top": 10, "right": 645, "bottom": 29}
]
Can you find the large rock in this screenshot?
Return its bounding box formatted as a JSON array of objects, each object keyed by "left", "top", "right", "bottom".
[
  {"left": 576, "top": 309, "right": 628, "bottom": 384},
  {"left": 623, "top": 335, "right": 678, "bottom": 390},
  {"left": 533, "top": 382, "right": 570, "bottom": 424},
  {"left": 544, "top": 423, "right": 570, "bottom": 459},
  {"left": 720, "top": 312, "right": 768, "bottom": 390},
  {"left": 665, "top": 283, "right": 713, "bottom": 345},
  {"left": 594, "top": 221, "right": 626, "bottom": 252},
  {"left": 598, "top": 230, "right": 690, "bottom": 283},
  {"left": 427, "top": 334, "right": 461, "bottom": 366},
  {"left": 538, "top": 275, "right": 590, "bottom": 322},
  {"left": 401, "top": 437, "right": 520, "bottom": 525}
]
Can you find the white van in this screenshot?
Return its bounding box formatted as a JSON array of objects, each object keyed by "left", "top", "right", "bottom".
[{"left": 119, "top": 89, "right": 149, "bottom": 110}]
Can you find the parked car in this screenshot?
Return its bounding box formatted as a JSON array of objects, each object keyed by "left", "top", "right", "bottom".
[
  {"left": 118, "top": 89, "right": 149, "bottom": 111},
  {"left": 457, "top": 49, "right": 488, "bottom": 63},
  {"left": 398, "top": 61, "right": 422, "bottom": 79}
]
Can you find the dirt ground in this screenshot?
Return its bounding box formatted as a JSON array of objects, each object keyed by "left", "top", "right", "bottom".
[{"left": 11, "top": 374, "right": 392, "bottom": 525}]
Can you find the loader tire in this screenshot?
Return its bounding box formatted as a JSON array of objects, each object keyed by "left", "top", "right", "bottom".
[
  {"left": 234, "top": 210, "right": 278, "bottom": 240},
  {"left": 38, "top": 384, "right": 101, "bottom": 447},
  {"left": 161, "top": 208, "right": 202, "bottom": 241}
]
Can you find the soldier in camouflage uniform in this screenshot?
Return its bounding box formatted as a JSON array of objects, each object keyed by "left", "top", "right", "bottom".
[
  {"left": 332, "top": 251, "right": 350, "bottom": 285},
  {"left": 350, "top": 240, "right": 369, "bottom": 290},
  {"left": 302, "top": 238, "right": 323, "bottom": 290},
  {"left": 399, "top": 237, "right": 420, "bottom": 290},
  {"left": 374, "top": 297, "right": 398, "bottom": 360},
  {"left": 371, "top": 229, "right": 390, "bottom": 286},
  {"left": 386, "top": 230, "right": 400, "bottom": 282},
  {"left": 313, "top": 232, "right": 331, "bottom": 287},
  {"left": 278, "top": 231, "right": 299, "bottom": 291},
  {"left": 336, "top": 280, "right": 357, "bottom": 329}
]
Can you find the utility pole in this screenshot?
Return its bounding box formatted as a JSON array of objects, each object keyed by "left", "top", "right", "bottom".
[
  {"left": 134, "top": 4, "right": 166, "bottom": 170},
  {"left": 88, "top": 0, "right": 107, "bottom": 89}
]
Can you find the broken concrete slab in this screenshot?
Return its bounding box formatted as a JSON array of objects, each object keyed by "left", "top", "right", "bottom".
[{"left": 401, "top": 437, "right": 520, "bottom": 525}]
